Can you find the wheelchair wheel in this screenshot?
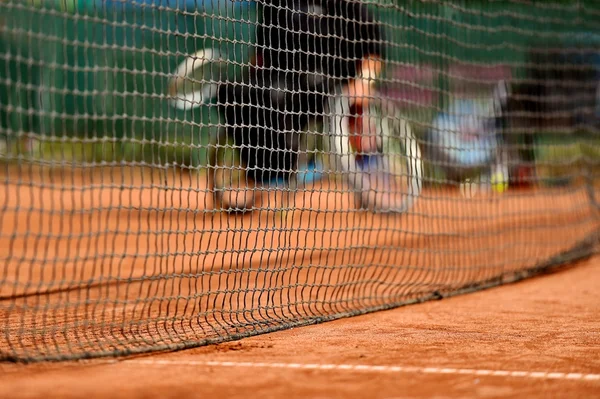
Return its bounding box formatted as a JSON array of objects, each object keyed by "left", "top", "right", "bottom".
[
  {"left": 168, "top": 48, "right": 226, "bottom": 110},
  {"left": 327, "top": 93, "right": 423, "bottom": 213},
  {"left": 206, "top": 129, "right": 256, "bottom": 213}
]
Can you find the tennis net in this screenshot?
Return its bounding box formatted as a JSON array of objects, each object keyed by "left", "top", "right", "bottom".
[{"left": 1, "top": 0, "right": 600, "bottom": 362}]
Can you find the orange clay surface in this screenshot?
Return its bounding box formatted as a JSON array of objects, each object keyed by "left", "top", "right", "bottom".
[
  {"left": 0, "top": 255, "right": 598, "bottom": 398},
  {"left": 0, "top": 164, "right": 599, "bottom": 398}
]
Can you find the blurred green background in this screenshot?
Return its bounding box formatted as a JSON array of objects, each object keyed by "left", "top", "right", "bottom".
[
  {"left": 0, "top": 0, "right": 599, "bottom": 185},
  {"left": 0, "top": 0, "right": 258, "bottom": 167}
]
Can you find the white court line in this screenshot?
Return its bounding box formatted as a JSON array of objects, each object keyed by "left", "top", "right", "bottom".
[{"left": 126, "top": 359, "right": 600, "bottom": 382}]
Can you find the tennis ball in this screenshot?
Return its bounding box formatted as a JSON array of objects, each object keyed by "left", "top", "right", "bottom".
[{"left": 491, "top": 171, "right": 508, "bottom": 194}]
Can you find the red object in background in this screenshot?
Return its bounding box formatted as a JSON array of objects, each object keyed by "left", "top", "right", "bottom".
[
  {"left": 348, "top": 103, "right": 365, "bottom": 153},
  {"left": 511, "top": 165, "right": 535, "bottom": 188}
]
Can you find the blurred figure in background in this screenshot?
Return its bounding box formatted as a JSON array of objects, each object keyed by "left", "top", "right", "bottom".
[
  {"left": 507, "top": 46, "right": 600, "bottom": 187},
  {"left": 423, "top": 80, "right": 509, "bottom": 186},
  {"left": 424, "top": 44, "right": 600, "bottom": 191},
  {"left": 214, "top": 0, "right": 385, "bottom": 210}
]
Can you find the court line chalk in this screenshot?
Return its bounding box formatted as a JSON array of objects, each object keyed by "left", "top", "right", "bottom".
[{"left": 126, "top": 359, "right": 600, "bottom": 382}]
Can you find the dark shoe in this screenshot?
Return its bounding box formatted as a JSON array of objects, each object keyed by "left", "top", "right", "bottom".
[{"left": 213, "top": 165, "right": 256, "bottom": 213}]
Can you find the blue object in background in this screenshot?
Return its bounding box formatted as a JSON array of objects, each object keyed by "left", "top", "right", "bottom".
[{"left": 427, "top": 98, "right": 500, "bottom": 170}]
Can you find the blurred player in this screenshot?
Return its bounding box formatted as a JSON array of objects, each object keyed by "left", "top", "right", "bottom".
[{"left": 215, "top": 0, "right": 385, "bottom": 210}]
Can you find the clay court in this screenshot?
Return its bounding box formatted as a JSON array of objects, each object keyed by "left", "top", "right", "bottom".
[
  {"left": 1, "top": 255, "right": 599, "bottom": 398},
  {"left": 1, "top": 164, "right": 599, "bottom": 398},
  {"left": 1, "top": 0, "right": 600, "bottom": 396}
]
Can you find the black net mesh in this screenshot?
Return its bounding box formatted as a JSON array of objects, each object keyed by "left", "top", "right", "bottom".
[{"left": 1, "top": 0, "right": 600, "bottom": 362}]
